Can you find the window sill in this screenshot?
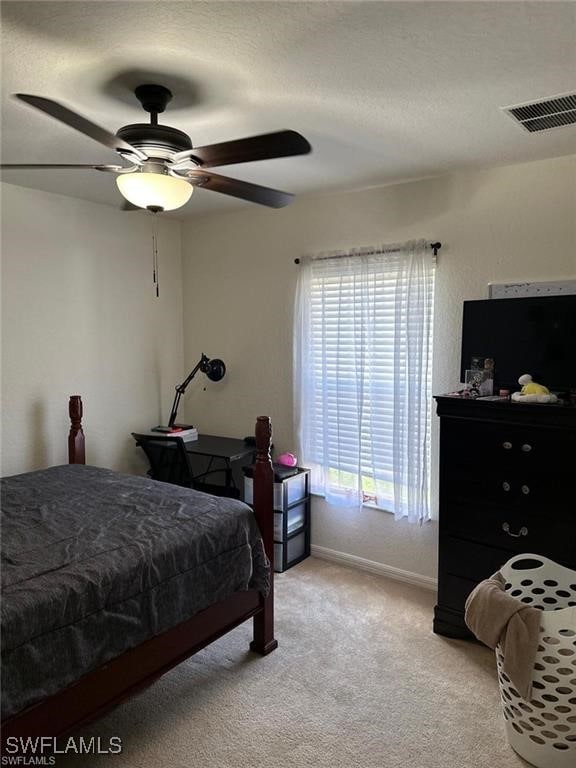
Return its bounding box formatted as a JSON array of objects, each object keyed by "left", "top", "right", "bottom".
[{"left": 310, "top": 491, "right": 394, "bottom": 515}]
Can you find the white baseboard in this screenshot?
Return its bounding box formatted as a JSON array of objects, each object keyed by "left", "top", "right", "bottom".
[{"left": 311, "top": 544, "right": 438, "bottom": 592}]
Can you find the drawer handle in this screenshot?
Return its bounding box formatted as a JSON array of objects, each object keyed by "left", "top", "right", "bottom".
[
  {"left": 502, "top": 522, "right": 528, "bottom": 538},
  {"left": 502, "top": 441, "right": 513, "bottom": 450},
  {"left": 521, "top": 443, "right": 532, "bottom": 453},
  {"left": 521, "top": 485, "right": 530, "bottom": 495},
  {"left": 502, "top": 481, "right": 511, "bottom": 492}
]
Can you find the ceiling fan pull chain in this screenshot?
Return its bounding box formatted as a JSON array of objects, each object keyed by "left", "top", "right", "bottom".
[
  {"left": 151, "top": 228, "right": 156, "bottom": 287},
  {"left": 155, "top": 236, "right": 160, "bottom": 298},
  {"left": 151, "top": 218, "right": 159, "bottom": 298}
]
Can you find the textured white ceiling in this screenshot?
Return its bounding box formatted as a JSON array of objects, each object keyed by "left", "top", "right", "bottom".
[{"left": 1, "top": 1, "right": 575, "bottom": 218}]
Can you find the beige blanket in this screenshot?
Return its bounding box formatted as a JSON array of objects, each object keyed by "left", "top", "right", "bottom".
[{"left": 464, "top": 572, "right": 541, "bottom": 700}]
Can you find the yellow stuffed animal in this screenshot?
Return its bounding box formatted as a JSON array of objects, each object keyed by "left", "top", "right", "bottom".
[
  {"left": 519, "top": 374, "right": 549, "bottom": 396},
  {"left": 511, "top": 374, "right": 558, "bottom": 403}
]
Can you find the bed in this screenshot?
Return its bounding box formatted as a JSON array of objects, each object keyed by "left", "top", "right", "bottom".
[{"left": 1, "top": 396, "right": 276, "bottom": 746}]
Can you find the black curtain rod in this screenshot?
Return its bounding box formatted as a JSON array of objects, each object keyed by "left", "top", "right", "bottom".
[{"left": 294, "top": 241, "right": 441, "bottom": 264}]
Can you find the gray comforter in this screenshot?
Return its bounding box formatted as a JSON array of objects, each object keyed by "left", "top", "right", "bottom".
[{"left": 1, "top": 464, "right": 269, "bottom": 718}]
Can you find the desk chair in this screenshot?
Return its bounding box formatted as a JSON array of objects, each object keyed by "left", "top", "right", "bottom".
[
  {"left": 131, "top": 433, "right": 241, "bottom": 498},
  {"left": 131, "top": 434, "right": 195, "bottom": 488}
]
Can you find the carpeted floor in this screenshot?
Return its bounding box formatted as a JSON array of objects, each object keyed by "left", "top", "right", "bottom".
[{"left": 60, "top": 558, "right": 528, "bottom": 768}]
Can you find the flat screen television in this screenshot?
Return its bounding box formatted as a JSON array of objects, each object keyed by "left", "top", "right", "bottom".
[{"left": 460, "top": 295, "right": 576, "bottom": 392}]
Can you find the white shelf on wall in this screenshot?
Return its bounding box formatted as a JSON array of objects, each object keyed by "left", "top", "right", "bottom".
[{"left": 488, "top": 280, "right": 576, "bottom": 298}]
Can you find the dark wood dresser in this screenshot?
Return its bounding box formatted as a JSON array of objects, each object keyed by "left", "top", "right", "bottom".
[{"left": 433, "top": 395, "right": 576, "bottom": 638}]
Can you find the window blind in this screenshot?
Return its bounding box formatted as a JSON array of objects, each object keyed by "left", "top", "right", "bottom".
[{"left": 294, "top": 240, "right": 436, "bottom": 521}]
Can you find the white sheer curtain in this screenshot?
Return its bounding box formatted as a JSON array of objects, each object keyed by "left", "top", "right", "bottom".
[{"left": 294, "top": 239, "right": 435, "bottom": 523}]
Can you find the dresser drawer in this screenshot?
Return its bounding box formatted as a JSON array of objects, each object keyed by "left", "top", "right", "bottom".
[
  {"left": 440, "top": 537, "right": 513, "bottom": 581},
  {"left": 444, "top": 502, "right": 576, "bottom": 561},
  {"left": 442, "top": 454, "right": 572, "bottom": 511},
  {"left": 441, "top": 418, "right": 574, "bottom": 475},
  {"left": 442, "top": 530, "right": 576, "bottom": 585}
]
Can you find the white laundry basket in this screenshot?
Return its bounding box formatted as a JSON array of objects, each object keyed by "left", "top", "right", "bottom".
[{"left": 496, "top": 554, "right": 576, "bottom": 768}]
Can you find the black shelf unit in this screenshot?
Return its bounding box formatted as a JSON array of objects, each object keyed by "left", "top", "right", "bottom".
[{"left": 244, "top": 466, "right": 311, "bottom": 573}]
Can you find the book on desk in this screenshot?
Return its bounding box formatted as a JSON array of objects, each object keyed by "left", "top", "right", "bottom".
[{"left": 148, "top": 426, "right": 198, "bottom": 441}]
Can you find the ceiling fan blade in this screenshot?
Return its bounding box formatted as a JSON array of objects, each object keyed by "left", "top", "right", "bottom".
[
  {"left": 173, "top": 130, "right": 311, "bottom": 168},
  {"left": 14, "top": 94, "right": 148, "bottom": 161},
  {"left": 0, "top": 163, "right": 125, "bottom": 171},
  {"left": 186, "top": 170, "right": 294, "bottom": 208}
]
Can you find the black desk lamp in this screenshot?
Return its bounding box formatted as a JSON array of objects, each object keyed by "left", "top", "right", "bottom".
[{"left": 152, "top": 354, "right": 226, "bottom": 433}]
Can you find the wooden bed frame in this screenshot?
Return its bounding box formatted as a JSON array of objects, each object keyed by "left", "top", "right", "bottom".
[{"left": 1, "top": 395, "right": 276, "bottom": 745}]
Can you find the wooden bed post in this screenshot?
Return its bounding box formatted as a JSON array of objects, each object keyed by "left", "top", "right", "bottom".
[
  {"left": 250, "top": 415, "right": 278, "bottom": 655},
  {"left": 68, "top": 395, "right": 85, "bottom": 465}
]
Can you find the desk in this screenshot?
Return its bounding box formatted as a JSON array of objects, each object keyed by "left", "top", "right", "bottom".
[{"left": 185, "top": 435, "right": 255, "bottom": 497}]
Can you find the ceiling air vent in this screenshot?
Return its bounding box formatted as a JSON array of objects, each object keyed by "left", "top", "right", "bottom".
[{"left": 503, "top": 93, "right": 576, "bottom": 133}]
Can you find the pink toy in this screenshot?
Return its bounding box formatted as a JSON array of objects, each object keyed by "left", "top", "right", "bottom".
[{"left": 277, "top": 452, "right": 298, "bottom": 467}]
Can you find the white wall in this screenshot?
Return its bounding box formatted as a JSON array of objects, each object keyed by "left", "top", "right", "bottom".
[
  {"left": 1, "top": 183, "right": 184, "bottom": 476},
  {"left": 181, "top": 154, "right": 576, "bottom": 580}
]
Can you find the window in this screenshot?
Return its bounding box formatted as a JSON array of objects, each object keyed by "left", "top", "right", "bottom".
[{"left": 294, "top": 240, "right": 435, "bottom": 523}]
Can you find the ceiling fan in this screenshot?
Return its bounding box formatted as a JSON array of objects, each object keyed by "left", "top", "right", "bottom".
[{"left": 0, "top": 84, "right": 312, "bottom": 212}]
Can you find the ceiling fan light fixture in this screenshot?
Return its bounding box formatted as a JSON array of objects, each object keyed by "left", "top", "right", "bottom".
[
  {"left": 7, "top": 88, "right": 310, "bottom": 210},
  {"left": 116, "top": 170, "right": 193, "bottom": 211}
]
